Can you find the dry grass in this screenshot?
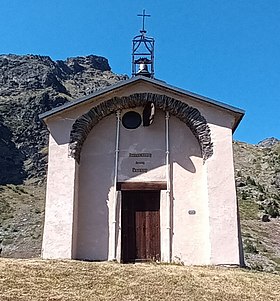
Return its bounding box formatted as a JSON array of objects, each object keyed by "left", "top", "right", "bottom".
[{"left": 0, "top": 259, "right": 279, "bottom": 300}]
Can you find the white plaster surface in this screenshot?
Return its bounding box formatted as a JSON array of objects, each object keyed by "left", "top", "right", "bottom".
[
  {"left": 42, "top": 132, "right": 77, "bottom": 259},
  {"left": 74, "top": 114, "right": 116, "bottom": 260},
  {"left": 206, "top": 124, "right": 240, "bottom": 265},
  {"left": 169, "top": 116, "right": 210, "bottom": 265}
]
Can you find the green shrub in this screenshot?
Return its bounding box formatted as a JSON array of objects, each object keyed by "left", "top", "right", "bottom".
[
  {"left": 244, "top": 239, "right": 258, "bottom": 254},
  {"left": 258, "top": 183, "right": 265, "bottom": 193},
  {"left": 246, "top": 176, "right": 256, "bottom": 186},
  {"left": 242, "top": 191, "right": 249, "bottom": 200},
  {"left": 264, "top": 200, "right": 280, "bottom": 218}
]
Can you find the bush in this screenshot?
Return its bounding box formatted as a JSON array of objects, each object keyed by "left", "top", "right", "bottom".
[
  {"left": 242, "top": 191, "right": 248, "bottom": 200},
  {"left": 246, "top": 176, "right": 256, "bottom": 186},
  {"left": 265, "top": 200, "right": 280, "bottom": 218},
  {"left": 244, "top": 239, "right": 258, "bottom": 254},
  {"left": 258, "top": 183, "right": 265, "bottom": 193}
]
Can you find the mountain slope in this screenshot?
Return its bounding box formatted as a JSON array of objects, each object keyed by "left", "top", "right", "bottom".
[{"left": 233, "top": 139, "right": 280, "bottom": 272}]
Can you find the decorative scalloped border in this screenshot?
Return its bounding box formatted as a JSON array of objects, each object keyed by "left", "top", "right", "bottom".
[{"left": 69, "top": 93, "right": 213, "bottom": 163}]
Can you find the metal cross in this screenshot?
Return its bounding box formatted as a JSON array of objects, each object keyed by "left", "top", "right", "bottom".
[{"left": 137, "top": 9, "right": 151, "bottom": 32}]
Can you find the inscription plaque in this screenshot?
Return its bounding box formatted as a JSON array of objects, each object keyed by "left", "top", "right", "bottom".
[
  {"left": 129, "top": 153, "right": 152, "bottom": 158},
  {"left": 132, "top": 168, "right": 148, "bottom": 173}
]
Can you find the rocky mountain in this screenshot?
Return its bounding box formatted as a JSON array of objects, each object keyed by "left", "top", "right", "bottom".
[
  {"left": 0, "top": 54, "right": 279, "bottom": 273},
  {"left": 257, "top": 137, "right": 279, "bottom": 148},
  {"left": 0, "top": 54, "right": 127, "bottom": 185}
]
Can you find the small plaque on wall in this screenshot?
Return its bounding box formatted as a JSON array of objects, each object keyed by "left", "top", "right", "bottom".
[{"left": 188, "top": 210, "right": 196, "bottom": 215}]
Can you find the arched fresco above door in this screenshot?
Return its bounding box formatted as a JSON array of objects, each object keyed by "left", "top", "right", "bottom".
[{"left": 69, "top": 93, "right": 213, "bottom": 163}]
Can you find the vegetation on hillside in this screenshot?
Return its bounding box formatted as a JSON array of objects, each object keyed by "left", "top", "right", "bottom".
[{"left": 234, "top": 140, "right": 280, "bottom": 273}]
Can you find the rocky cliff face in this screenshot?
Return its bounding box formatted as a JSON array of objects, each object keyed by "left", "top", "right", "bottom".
[{"left": 0, "top": 54, "right": 127, "bottom": 185}]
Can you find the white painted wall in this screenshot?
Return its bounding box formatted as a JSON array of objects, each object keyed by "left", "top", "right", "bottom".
[
  {"left": 169, "top": 116, "right": 210, "bottom": 264},
  {"left": 42, "top": 118, "right": 78, "bottom": 259},
  {"left": 206, "top": 124, "right": 240, "bottom": 265}
]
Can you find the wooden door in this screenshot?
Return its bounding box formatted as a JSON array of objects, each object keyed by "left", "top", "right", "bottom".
[{"left": 121, "top": 190, "right": 160, "bottom": 263}]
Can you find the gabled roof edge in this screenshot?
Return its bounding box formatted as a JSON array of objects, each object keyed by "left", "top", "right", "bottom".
[{"left": 39, "top": 75, "right": 245, "bottom": 124}]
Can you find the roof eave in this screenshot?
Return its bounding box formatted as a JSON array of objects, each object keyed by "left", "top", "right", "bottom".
[
  {"left": 39, "top": 75, "right": 245, "bottom": 129},
  {"left": 232, "top": 112, "right": 245, "bottom": 133}
]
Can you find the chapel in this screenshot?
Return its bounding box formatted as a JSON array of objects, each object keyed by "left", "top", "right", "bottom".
[{"left": 40, "top": 13, "right": 245, "bottom": 265}]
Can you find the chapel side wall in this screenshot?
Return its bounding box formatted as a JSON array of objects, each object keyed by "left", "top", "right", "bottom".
[
  {"left": 206, "top": 124, "right": 240, "bottom": 265},
  {"left": 42, "top": 131, "right": 78, "bottom": 259},
  {"left": 169, "top": 116, "right": 210, "bottom": 265}
]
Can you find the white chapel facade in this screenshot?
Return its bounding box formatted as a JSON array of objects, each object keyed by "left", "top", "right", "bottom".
[{"left": 40, "top": 23, "right": 244, "bottom": 265}]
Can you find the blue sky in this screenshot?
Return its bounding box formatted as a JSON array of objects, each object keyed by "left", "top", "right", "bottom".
[{"left": 1, "top": 0, "right": 279, "bottom": 144}]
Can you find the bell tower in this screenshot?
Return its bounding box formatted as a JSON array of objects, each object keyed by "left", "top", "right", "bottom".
[{"left": 132, "top": 9, "right": 155, "bottom": 78}]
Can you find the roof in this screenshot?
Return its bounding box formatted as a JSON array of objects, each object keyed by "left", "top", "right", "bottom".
[{"left": 39, "top": 75, "right": 245, "bottom": 130}]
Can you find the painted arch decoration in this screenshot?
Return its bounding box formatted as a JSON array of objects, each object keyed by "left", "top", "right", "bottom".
[{"left": 69, "top": 93, "right": 213, "bottom": 163}]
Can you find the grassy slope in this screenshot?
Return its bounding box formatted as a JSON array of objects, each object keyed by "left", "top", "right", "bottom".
[
  {"left": 0, "top": 184, "right": 45, "bottom": 258},
  {"left": 0, "top": 259, "right": 279, "bottom": 301}
]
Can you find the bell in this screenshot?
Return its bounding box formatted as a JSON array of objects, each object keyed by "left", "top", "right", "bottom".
[
  {"left": 139, "top": 63, "right": 148, "bottom": 72},
  {"left": 137, "top": 63, "right": 151, "bottom": 77}
]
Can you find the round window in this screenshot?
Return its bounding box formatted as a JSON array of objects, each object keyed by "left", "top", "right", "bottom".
[{"left": 122, "top": 111, "right": 142, "bottom": 129}]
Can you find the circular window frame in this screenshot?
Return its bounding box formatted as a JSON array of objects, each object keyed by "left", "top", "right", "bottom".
[{"left": 122, "top": 111, "right": 142, "bottom": 129}]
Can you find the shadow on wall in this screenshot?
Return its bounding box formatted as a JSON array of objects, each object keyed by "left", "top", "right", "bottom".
[
  {"left": 169, "top": 114, "right": 201, "bottom": 174},
  {"left": 0, "top": 122, "right": 26, "bottom": 185}
]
